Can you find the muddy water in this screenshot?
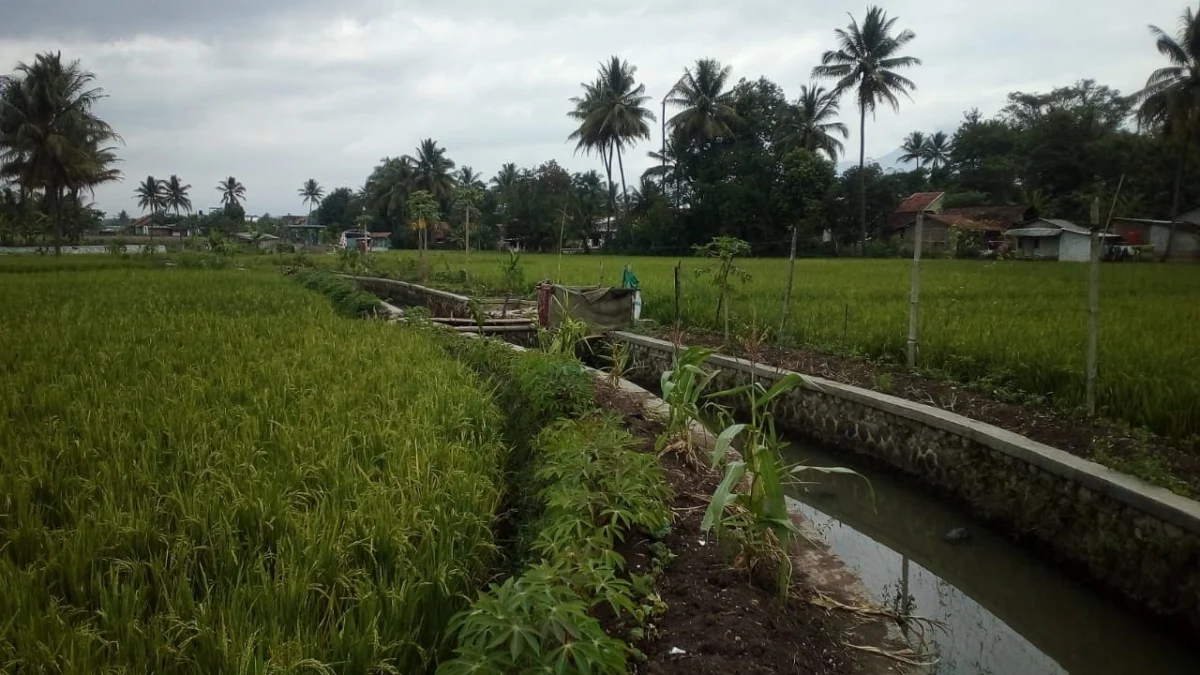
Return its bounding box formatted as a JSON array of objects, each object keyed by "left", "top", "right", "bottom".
[{"left": 782, "top": 439, "right": 1197, "bottom": 675}]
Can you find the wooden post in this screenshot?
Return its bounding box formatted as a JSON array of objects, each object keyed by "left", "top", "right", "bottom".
[
  {"left": 1087, "top": 198, "right": 1101, "bottom": 418},
  {"left": 556, "top": 206, "right": 567, "bottom": 284},
  {"left": 780, "top": 224, "right": 799, "bottom": 335},
  {"left": 907, "top": 212, "right": 924, "bottom": 368},
  {"left": 842, "top": 304, "right": 849, "bottom": 354},
  {"left": 673, "top": 261, "right": 682, "bottom": 327}
]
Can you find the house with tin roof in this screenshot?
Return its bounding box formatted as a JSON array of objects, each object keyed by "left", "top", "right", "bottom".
[{"left": 888, "top": 192, "right": 1037, "bottom": 252}]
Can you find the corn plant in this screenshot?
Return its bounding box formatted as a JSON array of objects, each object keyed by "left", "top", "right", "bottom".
[
  {"left": 702, "top": 373, "right": 805, "bottom": 599},
  {"left": 656, "top": 346, "right": 718, "bottom": 455},
  {"left": 605, "top": 339, "right": 631, "bottom": 385}
]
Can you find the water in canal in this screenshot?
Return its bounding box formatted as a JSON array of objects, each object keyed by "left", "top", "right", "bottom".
[{"left": 782, "top": 438, "right": 1197, "bottom": 675}]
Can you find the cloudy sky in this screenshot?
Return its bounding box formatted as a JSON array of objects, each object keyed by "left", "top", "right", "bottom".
[{"left": 0, "top": 0, "right": 1185, "bottom": 217}]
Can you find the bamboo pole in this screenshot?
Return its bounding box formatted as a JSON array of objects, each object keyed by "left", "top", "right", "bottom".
[
  {"left": 780, "top": 224, "right": 799, "bottom": 335},
  {"left": 1087, "top": 198, "right": 1100, "bottom": 417},
  {"left": 673, "top": 261, "right": 682, "bottom": 327},
  {"left": 906, "top": 212, "right": 924, "bottom": 368}
]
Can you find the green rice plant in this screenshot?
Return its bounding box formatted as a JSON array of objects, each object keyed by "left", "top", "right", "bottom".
[
  {"left": 0, "top": 267, "right": 508, "bottom": 674},
  {"left": 656, "top": 346, "right": 718, "bottom": 455},
  {"left": 324, "top": 252, "right": 1200, "bottom": 448}
]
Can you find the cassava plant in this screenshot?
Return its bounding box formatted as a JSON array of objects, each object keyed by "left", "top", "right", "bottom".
[{"left": 693, "top": 236, "right": 752, "bottom": 343}]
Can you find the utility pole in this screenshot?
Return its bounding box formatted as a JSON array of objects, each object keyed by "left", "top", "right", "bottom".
[{"left": 906, "top": 212, "right": 924, "bottom": 368}]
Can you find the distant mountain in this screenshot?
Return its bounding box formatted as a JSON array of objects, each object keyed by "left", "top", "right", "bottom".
[{"left": 836, "top": 146, "right": 915, "bottom": 174}]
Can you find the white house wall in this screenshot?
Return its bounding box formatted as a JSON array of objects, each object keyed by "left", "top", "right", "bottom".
[
  {"left": 1058, "top": 232, "right": 1092, "bottom": 262},
  {"left": 1150, "top": 224, "right": 1200, "bottom": 261}
]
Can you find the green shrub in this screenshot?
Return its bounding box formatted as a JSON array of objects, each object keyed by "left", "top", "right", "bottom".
[
  {"left": 439, "top": 416, "right": 670, "bottom": 675},
  {"left": 292, "top": 267, "right": 380, "bottom": 316}
]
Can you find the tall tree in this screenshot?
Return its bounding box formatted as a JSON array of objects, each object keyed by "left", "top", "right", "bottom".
[
  {"left": 134, "top": 175, "right": 165, "bottom": 215},
  {"left": 164, "top": 174, "right": 192, "bottom": 218},
  {"left": 899, "top": 131, "right": 927, "bottom": 166},
  {"left": 363, "top": 156, "right": 413, "bottom": 225},
  {"left": 217, "top": 176, "right": 245, "bottom": 205},
  {"left": 406, "top": 190, "right": 440, "bottom": 280},
  {"left": 405, "top": 139, "right": 456, "bottom": 201},
  {"left": 813, "top": 6, "right": 920, "bottom": 249},
  {"left": 1137, "top": 5, "right": 1200, "bottom": 256},
  {"left": 666, "top": 58, "right": 740, "bottom": 147},
  {"left": 490, "top": 163, "right": 519, "bottom": 194},
  {"left": 455, "top": 166, "right": 484, "bottom": 190},
  {"left": 0, "top": 52, "right": 121, "bottom": 254},
  {"left": 568, "top": 57, "right": 655, "bottom": 235},
  {"left": 568, "top": 77, "right": 617, "bottom": 224},
  {"left": 298, "top": 178, "right": 324, "bottom": 217},
  {"left": 921, "top": 131, "right": 953, "bottom": 169},
  {"left": 774, "top": 84, "right": 848, "bottom": 162}
]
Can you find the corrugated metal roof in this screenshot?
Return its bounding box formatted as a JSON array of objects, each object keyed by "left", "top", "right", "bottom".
[
  {"left": 1038, "top": 218, "right": 1090, "bottom": 235},
  {"left": 1004, "top": 227, "right": 1062, "bottom": 238},
  {"left": 896, "top": 192, "right": 945, "bottom": 213}
]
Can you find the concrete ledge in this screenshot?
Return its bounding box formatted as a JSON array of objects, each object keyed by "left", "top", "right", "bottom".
[
  {"left": 342, "top": 275, "right": 472, "bottom": 304},
  {"left": 610, "top": 331, "right": 1200, "bottom": 539}
]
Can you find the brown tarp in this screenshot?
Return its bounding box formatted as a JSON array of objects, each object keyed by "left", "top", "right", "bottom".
[{"left": 542, "top": 284, "right": 636, "bottom": 334}]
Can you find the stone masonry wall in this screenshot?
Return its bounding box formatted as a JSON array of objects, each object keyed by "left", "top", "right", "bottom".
[
  {"left": 346, "top": 276, "right": 471, "bottom": 317},
  {"left": 617, "top": 332, "right": 1200, "bottom": 638}
]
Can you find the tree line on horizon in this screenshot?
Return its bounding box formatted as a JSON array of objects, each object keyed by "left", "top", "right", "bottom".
[{"left": 2, "top": 5, "right": 1198, "bottom": 256}]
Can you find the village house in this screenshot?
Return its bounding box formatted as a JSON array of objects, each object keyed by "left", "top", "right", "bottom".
[
  {"left": 132, "top": 215, "right": 191, "bottom": 239},
  {"left": 1111, "top": 206, "right": 1200, "bottom": 262},
  {"left": 338, "top": 230, "right": 392, "bottom": 252},
  {"left": 231, "top": 231, "right": 283, "bottom": 251},
  {"left": 1002, "top": 219, "right": 1120, "bottom": 262},
  {"left": 888, "top": 192, "right": 1037, "bottom": 252},
  {"left": 280, "top": 215, "right": 326, "bottom": 246}
]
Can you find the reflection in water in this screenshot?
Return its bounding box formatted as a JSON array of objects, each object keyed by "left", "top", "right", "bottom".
[{"left": 783, "top": 441, "right": 1197, "bottom": 675}]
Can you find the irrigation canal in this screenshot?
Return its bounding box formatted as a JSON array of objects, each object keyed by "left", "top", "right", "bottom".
[{"left": 782, "top": 437, "right": 1197, "bottom": 675}]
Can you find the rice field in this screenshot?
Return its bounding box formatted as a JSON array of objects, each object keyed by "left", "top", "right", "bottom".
[
  {"left": 368, "top": 251, "right": 1200, "bottom": 440},
  {"left": 0, "top": 265, "right": 508, "bottom": 673}
]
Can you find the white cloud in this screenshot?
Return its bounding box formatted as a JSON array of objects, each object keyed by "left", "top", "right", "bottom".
[{"left": 0, "top": 0, "right": 1187, "bottom": 216}]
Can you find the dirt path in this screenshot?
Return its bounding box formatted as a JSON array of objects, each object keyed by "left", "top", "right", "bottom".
[{"left": 594, "top": 381, "right": 911, "bottom": 675}]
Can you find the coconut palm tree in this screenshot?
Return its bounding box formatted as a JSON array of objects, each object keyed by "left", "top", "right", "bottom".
[
  {"left": 163, "top": 175, "right": 192, "bottom": 217},
  {"left": 135, "top": 175, "right": 165, "bottom": 215},
  {"left": 405, "top": 139, "right": 456, "bottom": 201},
  {"left": 298, "top": 178, "right": 324, "bottom": 218},
  {"left": 363, "top": 157, "right": 413, "bottom": 224},
  {"left": 0, "top": 52, "right": 121, "bottom": 255},
  {"left": 775, "top": 84, "right": 849, "bottom": 161},
  {"left": 455, "top": 166, "right": 484, "bottom": 190},
  {"left": 921, "top": 131, "right": 953, "bottom": 170},
  {"left": 1136, "top": 5, "right": 1200, "bottom": 257},
  {"left": 813, "top": 6, "right": 920, "bottom": 249},
  {"left": 899, "top": 131, "right": 927, "bottom": 166},
  {"left": 217, "top": 176, "right": 245, "bottom": 205},
  {"left": 666, "top": 58, "right": 740, "bottom": 147},
  {"left": 568, "top": 77, "right": 617, "bottom": 222},
  {"left": 490, "top": 163, "right": 519, "bottom": 194},
  {"left": 567, "top": 57, "right": 655, "bottom": 229}
]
